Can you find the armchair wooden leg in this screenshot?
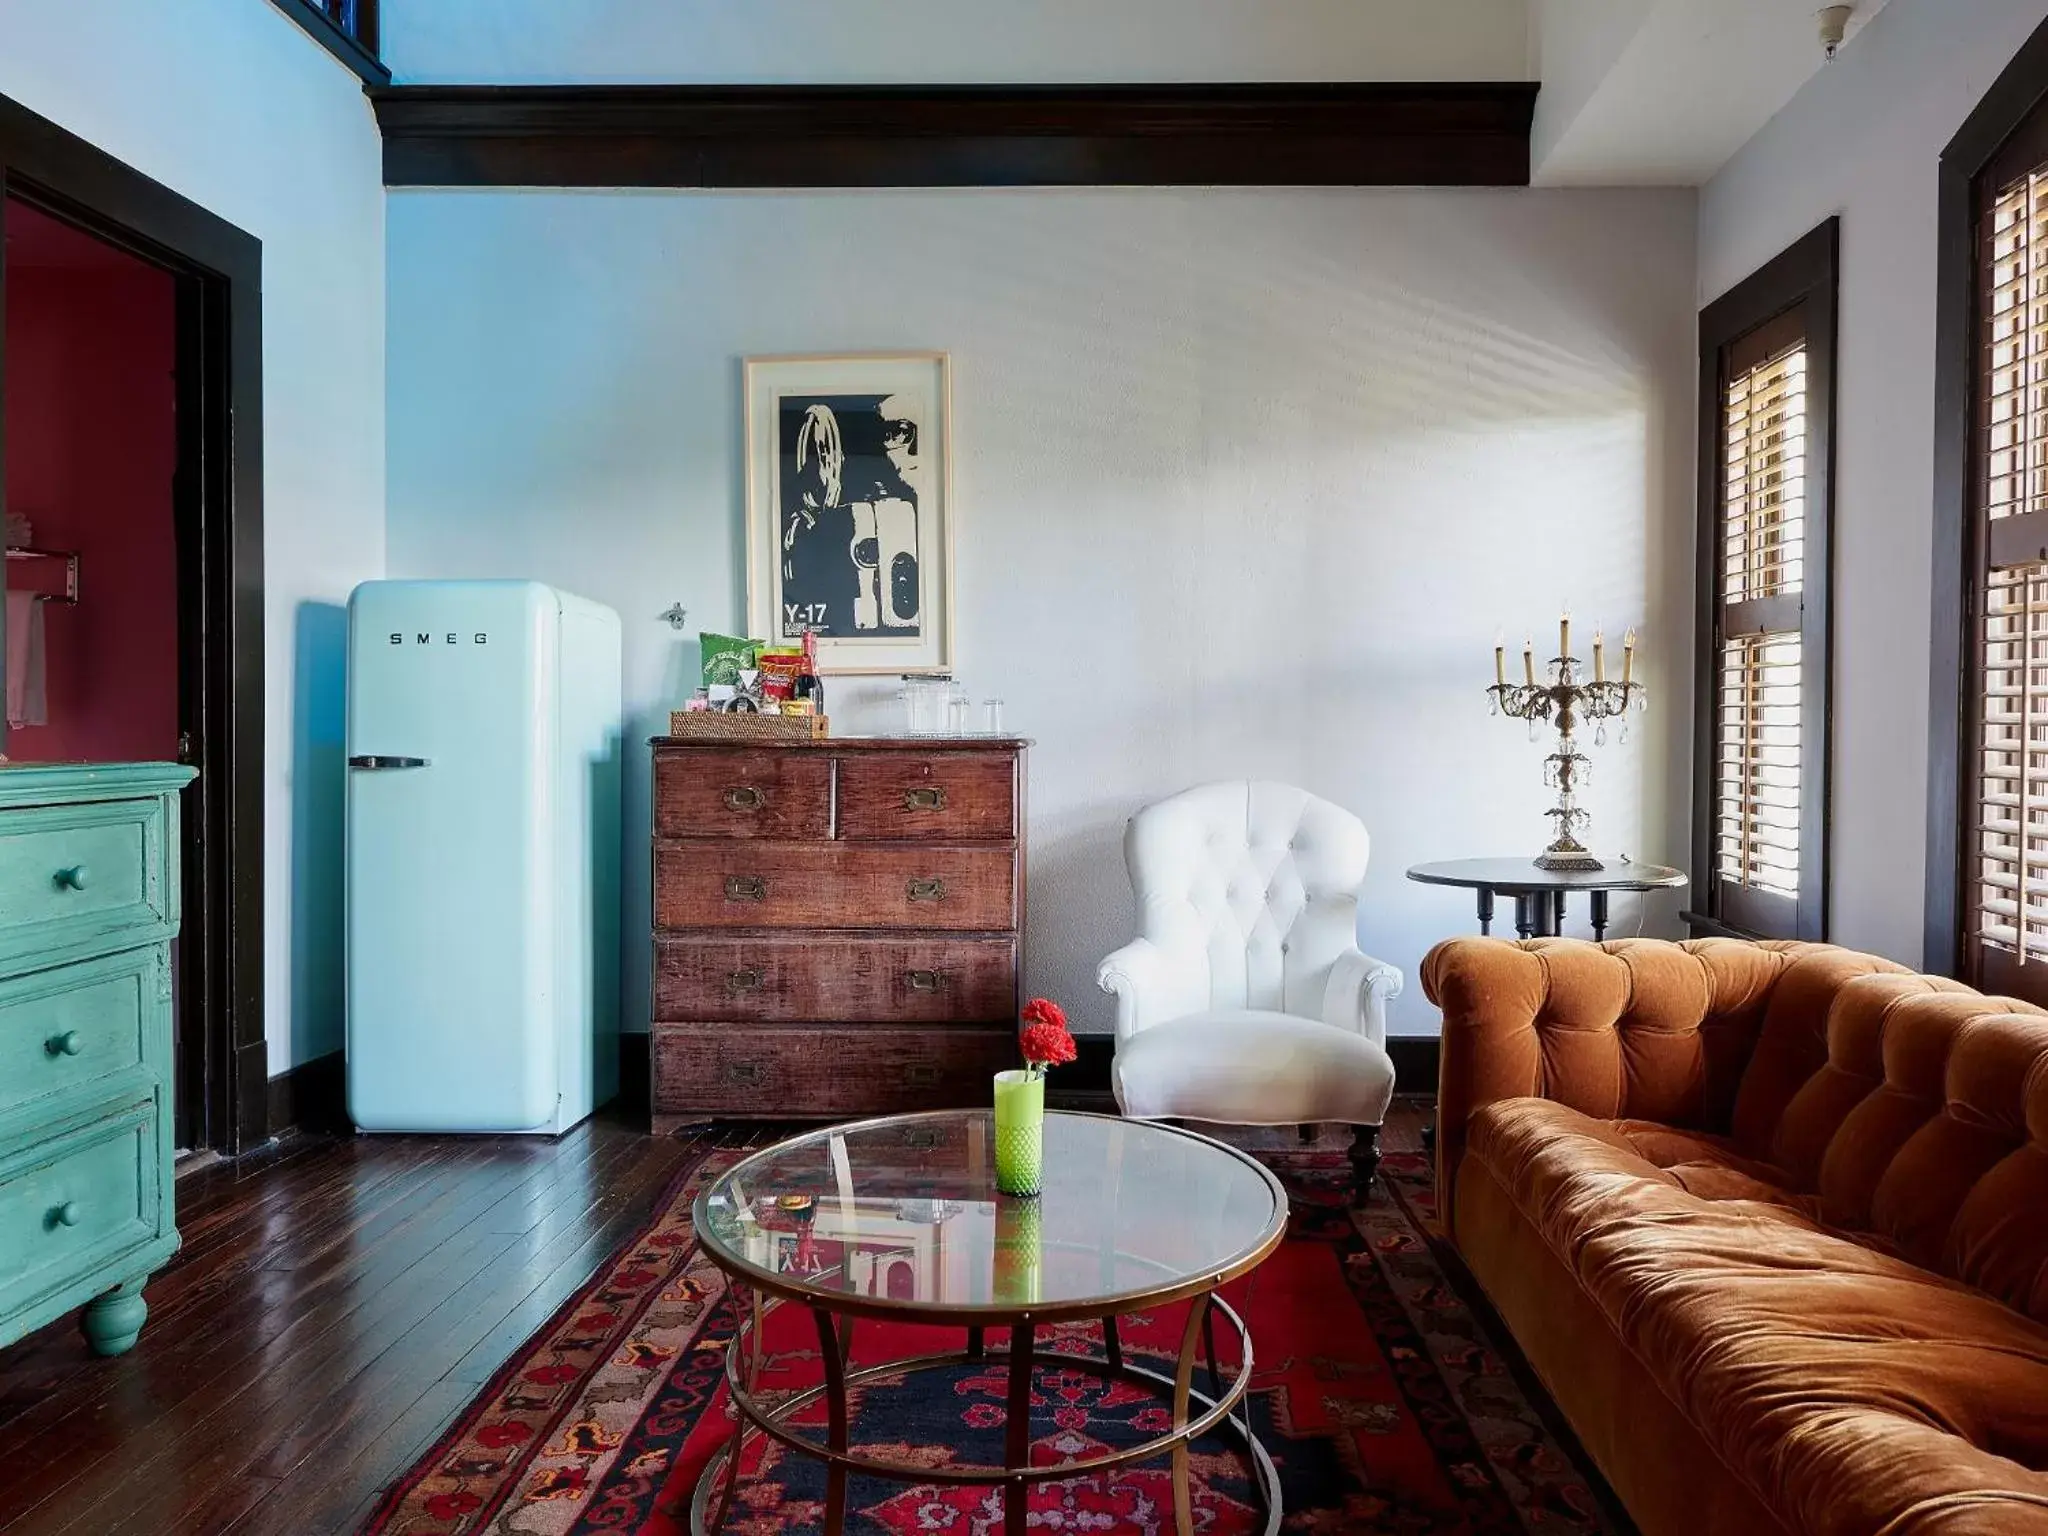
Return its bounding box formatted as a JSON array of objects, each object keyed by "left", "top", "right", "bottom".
[{"left": 1348, "top": 1125, "right": 1382, "bottom": 1202}]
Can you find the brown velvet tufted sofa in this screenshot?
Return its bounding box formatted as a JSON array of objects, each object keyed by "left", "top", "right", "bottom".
[{"left": 1422, "top": 936, "right": 2048, "bottom": 1536}]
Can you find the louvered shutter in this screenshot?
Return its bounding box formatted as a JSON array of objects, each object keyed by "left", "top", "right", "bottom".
[
  {"left": 1967, "top": 164, "right": 2048, "bottom": 1002},
  {"left": 1701, "top": 296, "right": 1827, "bottom": 940}
]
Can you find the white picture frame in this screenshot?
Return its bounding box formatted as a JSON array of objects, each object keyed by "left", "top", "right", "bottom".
[{"left": 744, "top": 352, "right": 954, "bottom": 675}]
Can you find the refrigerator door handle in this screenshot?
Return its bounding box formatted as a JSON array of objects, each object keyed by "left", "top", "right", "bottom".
[{"left": 348, "top": 755, "right": 431, "bottom": 770}]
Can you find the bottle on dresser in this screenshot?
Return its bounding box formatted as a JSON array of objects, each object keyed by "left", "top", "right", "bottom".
[{"left": 792, "top": 627, "right": 825, "bottom": 714}]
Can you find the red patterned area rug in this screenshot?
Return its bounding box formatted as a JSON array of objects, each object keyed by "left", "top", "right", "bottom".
[{"left": 359, "top": 1147, "right": 1633, "bottom": 1536}]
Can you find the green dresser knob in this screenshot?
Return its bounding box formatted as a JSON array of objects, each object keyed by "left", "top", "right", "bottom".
[
  {"left": 46, "top": 1031, "right": 83, "bottom": 1058},
  {"left": 54, "top": 865, "right": 89, "bottom": 891},
  {"left": 53, "top": 1201, "right": 82, "bottom": 1229}
]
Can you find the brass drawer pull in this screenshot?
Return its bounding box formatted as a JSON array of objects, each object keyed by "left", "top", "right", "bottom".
[
  {"left": 50, "top": 1201, "right": 82, "bottom": 1229},
  {"left": 46, "top": 1031, "right": 83, "bottom": 1058},
  {"left": 54, "top": 866, "right": 89, "bottom": 892},
  {"left": 723, "top": 785, "right": 764, "bottom": 811},
  {"left": 724, "top": 1061, "right": 764, "bottom": 1086},
  {"left": 905, "top": 969, "right": 946, "bottom": 992},
  {"left": 904, "top": 1064, "right": 942, "bottom": 1089},
  {"left": 904, "top": 786, "right": 948, "bottom": 812},
  {"left": 725, "top": 875, "right": 767, "bottom": 902},
  {"left": 907, "top": 878, "right": 946, "bottom": 903},
  {"left": 727, "top": 968, "right": 764, "bottom": 992}
]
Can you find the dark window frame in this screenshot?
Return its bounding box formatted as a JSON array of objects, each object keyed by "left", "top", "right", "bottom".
[
  {"left": 1689, "top": 218, "right": 1839, "bottom": 942},
  {"left": 1926, "top": 10, "right": 2048, "bottom": 980},
  {"left": 268, "top": 0, "right": 388, "bottom": 87}
]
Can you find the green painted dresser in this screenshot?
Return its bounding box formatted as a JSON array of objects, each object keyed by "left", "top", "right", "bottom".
[{"left": 0, "top": 762, "right": 195, "bottom": 1357}]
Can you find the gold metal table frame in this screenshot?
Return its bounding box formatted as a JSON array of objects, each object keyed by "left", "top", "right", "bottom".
[{"left": 685, "top": 1110, "right": 1290, "bottom": 1536}]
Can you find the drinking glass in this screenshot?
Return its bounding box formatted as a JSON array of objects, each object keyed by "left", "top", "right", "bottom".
[
  {"left": 901, "top": 676, "right": 947, "bottom": 735},
  {"left": 981, "top": 699, "right": 1006, "bottom": 735}
]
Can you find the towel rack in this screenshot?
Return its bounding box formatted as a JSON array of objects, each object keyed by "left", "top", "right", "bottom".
[{"left": 3, "top": 547, "right": 79, "bottom": 604}]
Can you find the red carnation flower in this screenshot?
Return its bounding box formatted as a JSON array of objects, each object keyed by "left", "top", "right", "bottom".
[
  {"left": 1018, "top": 997, "right": 1076, "bottom": 1075},
  {"left": 1021, "top": 998, "right": 1067, "bottom": 1031}
]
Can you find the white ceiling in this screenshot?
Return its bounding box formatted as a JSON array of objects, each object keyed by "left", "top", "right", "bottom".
[
  {"left": 1530, "top": 0, "right": 1892, "bottom": 185},
  {"left": 383, "top": 0, "right": 1533, "bottom": 87},
  {"left": 383, "top": 0, "right": 1897, "bottom": 188}
]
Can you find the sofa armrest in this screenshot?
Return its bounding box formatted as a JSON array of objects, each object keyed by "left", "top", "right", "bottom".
[
  {"left": 1322, "top": 949, "right": 1403, "bottom": 1050},
  {"left": 1096, "top": 938, "right": 1208, "bottom": 1046},
  {"left": 1421, "top": 936, "right": 1719, "bottom": 1220}
]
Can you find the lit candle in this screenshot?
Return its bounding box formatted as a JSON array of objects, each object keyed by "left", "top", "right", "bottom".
[
  {"left": 1593, "top": 628, "right": 1606, "bottom": 682},
  {"left": 1494, "top": 632, "right": 1506, "bottom": 688},
  {"left": 1523, "top": 637, "right": 1536, "bottom": 687},
  {"left": 1622, "top": 627, "right": 1637, "bottom": 687},
  {"left": 1560, "top": 609, "right": 1571, "bottom": 661}
]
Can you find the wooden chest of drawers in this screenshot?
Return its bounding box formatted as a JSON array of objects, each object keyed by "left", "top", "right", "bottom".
[
  {"left": 0, "top": 763, "right": 194, "bottom": 1358},
  {"left": 649, "top": 738, "right": 1026, "bottom": 1130}
]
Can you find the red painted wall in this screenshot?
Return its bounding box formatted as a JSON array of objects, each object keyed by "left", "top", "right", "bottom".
[{"left": 3, "top": 203, "right": 179, "bottom": 764}]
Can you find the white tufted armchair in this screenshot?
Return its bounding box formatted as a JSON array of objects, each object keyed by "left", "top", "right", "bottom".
[{"left": 1096, "top": 781, "right": 1402, "bottom": 1194}]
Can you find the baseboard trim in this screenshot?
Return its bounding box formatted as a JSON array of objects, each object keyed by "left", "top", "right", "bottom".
[
  {"left": 620, "top": 1031, "right": 651, "bottom": 1118},
  {"left": 266, "top": 1051, "right": 349, "bottom": 1139},
  {"left": 614, "top": 1029, "right": 1433, "bottom": 1116},
  {"left": 1387, "top": 1036, "right": 1441, "bottom": 1095}
]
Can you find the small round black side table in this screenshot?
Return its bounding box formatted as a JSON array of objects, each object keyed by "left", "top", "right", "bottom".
[{"left": 1406, "top": 857, "right": 1688, "bottom": 941}]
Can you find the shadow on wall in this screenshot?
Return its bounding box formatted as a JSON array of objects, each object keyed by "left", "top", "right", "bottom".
[
  {"left": 1026, "top": 801, "right": 1144, "bottom": 1034},
  {"left": 589, "top": 726, "right": 623, "bottom": 1102},
  {"left": 291, "top": 600, "right": 348, "bottom": 1067}
]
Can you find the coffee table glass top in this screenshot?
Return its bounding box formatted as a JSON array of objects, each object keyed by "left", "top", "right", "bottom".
[{"left": 694, "top": 1111, "right": 1287, "bottom": 1319}]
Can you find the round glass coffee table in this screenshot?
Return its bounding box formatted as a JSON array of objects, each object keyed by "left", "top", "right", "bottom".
[{"left": 690, "top": 1109, "right": 1289, "bottom": 1536}]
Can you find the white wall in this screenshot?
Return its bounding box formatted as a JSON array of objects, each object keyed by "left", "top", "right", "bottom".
[
  {"left": 1699, "top": 0, "right": 2048, "bottom": 967},
  {"left": 0, "top": 0, "right": 387, "bottom": 1072},
  {"left": 386, "top": 186, "right": 1698, "bottom": 1037},
  {"left": 381, "top": 0, "right": 1529, "bottom": 84}
]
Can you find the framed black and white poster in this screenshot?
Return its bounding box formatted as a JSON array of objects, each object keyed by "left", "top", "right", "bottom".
[{"left": 745, "top": 352, "right": 953, "bottom": 675}]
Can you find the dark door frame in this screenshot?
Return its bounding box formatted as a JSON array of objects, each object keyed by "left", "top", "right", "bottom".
[{"left": 0, "top": 92, "right": 268, "bottom": 1155}]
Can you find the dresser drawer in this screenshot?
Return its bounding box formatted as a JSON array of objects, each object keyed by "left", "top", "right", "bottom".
[
  {"left": 653, "top": 750, "right": 832, "bottom": 840},
  {"left": 652, "top": 1025, "right": 1017, "bottom": 1118},
  {"left": 655, "top": 934, "right": 1016, "bottom": 1023},
  {"left": 654, "top": 841, "right": 1017, "bottom": 931},
  {"left": 0, "top": 799, "right": 170, "bottom": 968},
  {"left": 836, "top": 752, "right": 1018, "bottom": 841},
  {"left": 0, "top": 1101, "right": 158, "bottom": 1322},
  {"left": 0, "top": 951, "right": 159, "bottom": 1119}
]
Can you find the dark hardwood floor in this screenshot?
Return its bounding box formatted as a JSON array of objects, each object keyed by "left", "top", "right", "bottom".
[{"left": 0, "top": 1098, "right": 1434, "bottom": 1536}]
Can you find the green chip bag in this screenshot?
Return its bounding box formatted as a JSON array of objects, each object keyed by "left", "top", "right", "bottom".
[{"left": 700, "top": 632, "right": 763, "bottom": 689}]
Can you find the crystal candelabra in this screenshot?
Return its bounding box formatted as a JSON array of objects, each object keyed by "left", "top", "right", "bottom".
[{"left": 1488, "top": 615, "right": 1645, "bottom": 872}]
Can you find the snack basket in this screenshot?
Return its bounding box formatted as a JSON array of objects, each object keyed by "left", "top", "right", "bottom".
[{"left": 665, "top": 712, "right": 829, "bottom": 742}]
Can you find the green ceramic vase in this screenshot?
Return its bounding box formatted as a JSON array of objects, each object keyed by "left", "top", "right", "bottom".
[{"left": 993, "top": 1069, "right": 1045, "bottom": 1197}]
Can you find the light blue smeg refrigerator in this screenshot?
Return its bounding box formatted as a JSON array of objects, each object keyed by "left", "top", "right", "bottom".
[{"left": 345, "top": 580, "right": 622, "bottom": 1133}]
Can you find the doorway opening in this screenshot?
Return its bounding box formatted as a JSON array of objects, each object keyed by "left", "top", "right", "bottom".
[
  {"left": 1, "top": 92, "right": 267, "bottom": 1157},
  {"left": 1, "top": 199, "right": 194, "bottom": 1143}
]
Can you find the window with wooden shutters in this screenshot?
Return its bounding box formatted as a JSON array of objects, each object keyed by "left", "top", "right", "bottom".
[
  {"left": 1963, "top": 141, "right": 2048, "bottom": 1003},
  {"left": 1927, "top": 12, "right": 2048, "bottom": 984},
  {"left": 1692, "top": 222, "right": 1836, "bottom": 942}
]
